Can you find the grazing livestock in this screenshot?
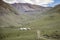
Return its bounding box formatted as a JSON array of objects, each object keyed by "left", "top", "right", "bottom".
[{"left": 19, "top": 28, "right": 31, "bottom": 30}]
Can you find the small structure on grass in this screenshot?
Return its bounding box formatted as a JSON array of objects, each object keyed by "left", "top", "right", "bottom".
[{"left": 19, "top": 28, "right": 31, "bottom": 30}]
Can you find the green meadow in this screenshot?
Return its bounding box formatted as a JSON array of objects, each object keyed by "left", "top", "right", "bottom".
[{"left": 0, "top": 13, "right": 60, "bottom": 40}]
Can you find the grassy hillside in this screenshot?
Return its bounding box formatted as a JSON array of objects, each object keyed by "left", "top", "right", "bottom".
[
  {"left": 0, "top": 4, "right": 60, "bottom": 40},
  {"left": 27, "top": 5, "right": 60, "bottom": 40},
  {"left": 0, "top": 0, "right": 39, "bottom": 27},
  {"left": 0, "top": 14, "right": 60, "bottom": 40}
]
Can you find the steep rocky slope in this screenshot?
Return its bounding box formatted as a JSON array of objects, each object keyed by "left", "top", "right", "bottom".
[
  {"left": 12, "top": 3, "right": 51, "bottom": 12},
  {"left": 0, "top": 0, "right": 26, "bottom": 27}
]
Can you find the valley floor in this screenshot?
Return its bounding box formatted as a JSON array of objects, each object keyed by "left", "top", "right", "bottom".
[{"left": 0, "top": 13, "right": 60, "bottom": 40}]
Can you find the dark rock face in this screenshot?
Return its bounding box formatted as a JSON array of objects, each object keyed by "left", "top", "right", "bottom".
[{"left": 0, "top": 0, "right": 19, "bottom": 15}]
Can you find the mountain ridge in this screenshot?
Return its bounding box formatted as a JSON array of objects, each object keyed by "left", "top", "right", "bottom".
[
  {"left": 0, "top": 0, "right": 60, "bottom": 27},
  {"left": 12, "top": 3, "right": 51, "bottom": 12}
]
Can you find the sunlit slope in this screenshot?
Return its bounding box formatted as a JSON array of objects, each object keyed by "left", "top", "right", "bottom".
[{"left": 26, "top": 4, "right": 60, "bottom": 39}]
